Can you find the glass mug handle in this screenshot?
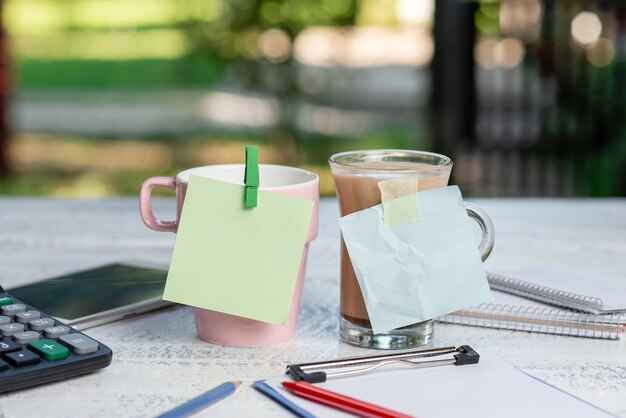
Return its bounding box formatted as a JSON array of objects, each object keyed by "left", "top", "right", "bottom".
[
  {"left": 464, "top": 202, "right": 495, "bottom": 261},
  {"left": 139, "top": 176, "right": 178, "bottom": 232}
]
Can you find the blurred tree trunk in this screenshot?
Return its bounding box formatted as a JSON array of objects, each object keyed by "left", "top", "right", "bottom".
[
  {"left": 0, "top": 0, "right": 10, "bottom": 176},
  {"left": 431, "top": 0, "right": 478, "bottom": 158}
]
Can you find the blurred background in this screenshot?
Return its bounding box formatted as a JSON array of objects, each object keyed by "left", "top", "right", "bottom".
[{"left": 0, "top": 0, "right": 624, "bottom": 197}]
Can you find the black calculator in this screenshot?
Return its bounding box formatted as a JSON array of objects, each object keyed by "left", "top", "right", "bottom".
[{"left": 0, "top": 286, "right": 112, "bottom": 393}]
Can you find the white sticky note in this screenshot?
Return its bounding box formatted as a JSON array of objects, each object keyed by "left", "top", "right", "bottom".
[{"left": 339, "top": 186, "right": 491, "bottom": 333}]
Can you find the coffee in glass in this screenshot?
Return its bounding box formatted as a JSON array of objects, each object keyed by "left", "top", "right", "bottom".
[{"left": 330, "top": 150, "right": 493, "bottom": 349}]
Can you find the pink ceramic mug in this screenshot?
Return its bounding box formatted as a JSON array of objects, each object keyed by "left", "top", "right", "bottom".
[{"left": 139, "top": 164, "right": 319, "bottom": 346}]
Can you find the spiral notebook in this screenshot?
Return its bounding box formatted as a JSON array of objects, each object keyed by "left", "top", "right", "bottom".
[
  {"left": 438, "top": 290, "right": 624, "bottom": 339},
  {"left": 487, "top": 267, "right": 626, "bottom": 314}
]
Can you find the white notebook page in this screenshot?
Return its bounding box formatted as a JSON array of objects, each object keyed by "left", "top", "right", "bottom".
[
  {"left": 492, "top": 267, "right": 626, "bottom": 311},
  {"left": 265, "top": 353, "right": 614, "bottom": 418}
]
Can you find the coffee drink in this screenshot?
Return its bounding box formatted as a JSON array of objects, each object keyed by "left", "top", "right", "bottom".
[{"left": 333, "top": 162, "right": 451, "bottom": 327}]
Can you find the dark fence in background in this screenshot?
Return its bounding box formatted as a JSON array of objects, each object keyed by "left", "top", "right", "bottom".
[
  {"left": 435, "top": 0, "right": 626, "bottom": 197},
  {"left": 0, "top": 0, "right": 10, "bottom": 176}
]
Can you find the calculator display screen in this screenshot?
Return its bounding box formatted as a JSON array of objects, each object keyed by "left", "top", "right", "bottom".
[{"left": 8, "top": 264, "right": 168, "bottom": 320}]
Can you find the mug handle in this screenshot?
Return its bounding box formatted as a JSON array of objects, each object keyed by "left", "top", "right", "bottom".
[
  {"left": 139, "top": 177, "right": 178, "bottom": 232},
  {"left": 464, "top": 202, "right": 495, "bottom": 261}
]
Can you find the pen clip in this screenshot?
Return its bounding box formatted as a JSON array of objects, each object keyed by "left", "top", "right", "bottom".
[{"left": 287, "top": 345, "right": 480, "bottom": 383}]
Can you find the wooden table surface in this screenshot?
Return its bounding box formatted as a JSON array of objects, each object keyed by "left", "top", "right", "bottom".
[{"left": 0, "top": 197, "right": 625, "bottom": 418}]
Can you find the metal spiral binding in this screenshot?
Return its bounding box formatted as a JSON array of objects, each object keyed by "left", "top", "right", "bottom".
[
  {"left": 438, "top": 303, "right": 623, "bottom": 339},
  {"left": 487, "top": 272, "right": 605, "bottom": 314}
]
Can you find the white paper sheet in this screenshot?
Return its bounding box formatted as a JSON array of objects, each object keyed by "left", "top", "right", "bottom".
[{"left": 263, "top": 353, "right": 614, "bottom": 418}]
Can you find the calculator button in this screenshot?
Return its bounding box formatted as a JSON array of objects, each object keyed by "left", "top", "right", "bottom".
[
  {"left": 0, "top": 338, "right": 21, "bottom": 354},
  {"left": 29, "top": 318, "right": 55, "bottom": 331},
  {"left": 0, "top": 296, "right": 12, "bottom": 307},
  {"left": 29, "top": 339, "right": 69, "bottom": 361},
  {"left": 0, "top": 323, "right": 25, "bottom": 336},
  {"left": 0, "top": 358, "right": 8, "bottom": 371},
  {"left": 1, "top": 304, "right": 26, "bottom": 316},
  {"left": 14, "top": 331, "right": 40, "bottom": 345},
  {"left": 15, "top": 311, "right": 41, "bottom": 324},
  {"left": 44, "top": 326, "right": 70, "bottom": 339},
  {"left": 4, "top": 349, "right": 41, "bottom": 367},
  {"left": 59, "top": 334, "right": 99, "bottom": 354},
  {"left": 0, "top": 316, "right": 11, "bottom": 326}
]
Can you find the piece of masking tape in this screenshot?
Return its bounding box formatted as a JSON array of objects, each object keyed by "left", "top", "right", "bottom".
[{"left": 378, "top": 176, "right": 422, "bottom": 228}]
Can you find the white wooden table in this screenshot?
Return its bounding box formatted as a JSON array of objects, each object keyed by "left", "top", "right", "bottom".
[{"left": 0, "top": 197, "right": 625, "bottom": 417}]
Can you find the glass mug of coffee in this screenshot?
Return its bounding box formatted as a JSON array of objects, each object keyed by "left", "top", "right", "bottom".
[{"left": 329, "top": 150, "right": 494, "bottom": 349}]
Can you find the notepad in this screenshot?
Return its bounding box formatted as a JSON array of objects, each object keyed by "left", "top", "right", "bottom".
[
  {"left": 438, "top": 290, "right": 624, "bottom": 339},
  {"left": 488, "top": 267, "right": 626, "bottom": 314},
  {"left": 259, "top": 353, "right": 614, "bottom": 418}
]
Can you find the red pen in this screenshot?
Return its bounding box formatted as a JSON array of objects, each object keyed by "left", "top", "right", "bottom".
[{"left": 282, "top": 381, "right": 414, "bottom": 418}]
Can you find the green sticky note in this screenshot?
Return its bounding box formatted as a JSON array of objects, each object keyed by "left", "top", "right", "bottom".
[{"left": 163, "top": 175, "right": 314, "bottom": 325}]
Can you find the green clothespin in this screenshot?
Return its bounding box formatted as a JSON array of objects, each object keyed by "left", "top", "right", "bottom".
[{"left": 244, "top": 146, "right": 259, "bottom": 208}]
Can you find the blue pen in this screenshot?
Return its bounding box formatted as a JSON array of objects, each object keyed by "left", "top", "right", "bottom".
[{"left": 158, "top": 381, "right": 241, "bottom": 418}]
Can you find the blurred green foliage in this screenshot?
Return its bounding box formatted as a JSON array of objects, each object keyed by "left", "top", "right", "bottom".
[
  {"left": 475, "top": 2, "right": 500, "bottom": 36},
  {"left": 181, "top": 0, "right": 357, "bottom": 57},
  {"left": 18, "top": 57, "right": 227, "bottom": 90}
]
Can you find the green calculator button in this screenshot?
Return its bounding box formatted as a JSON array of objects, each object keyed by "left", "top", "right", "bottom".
[
  {"left": 0, "top": 297, "right": 12, "bottom": 307},
  {"left": 28, "top": 339, "right": 69, "bottom": 361}
]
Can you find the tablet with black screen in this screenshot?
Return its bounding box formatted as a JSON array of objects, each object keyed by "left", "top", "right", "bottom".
[{"left": 7, "top": 262, "right": 173, "bottom": 330}]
